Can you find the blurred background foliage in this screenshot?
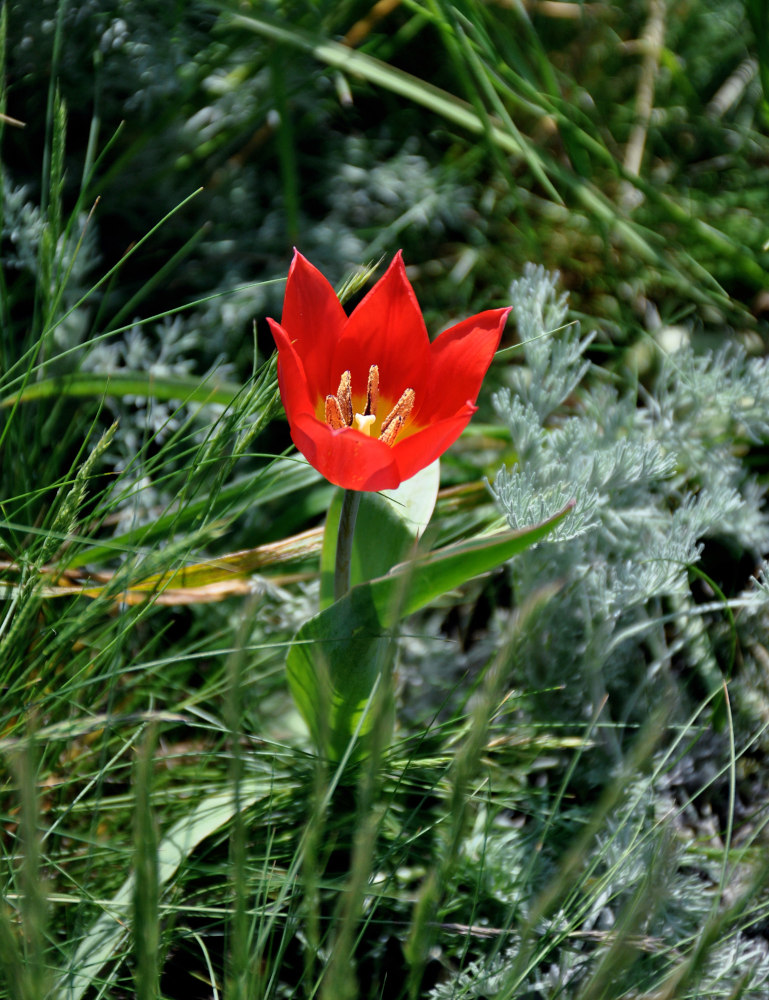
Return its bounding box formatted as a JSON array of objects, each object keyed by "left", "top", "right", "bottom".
[{"left": 5, "top": 0, "right": 769, "bottom": 372}]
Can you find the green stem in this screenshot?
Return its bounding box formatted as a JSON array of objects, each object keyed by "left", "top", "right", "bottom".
[{"left": 334, "top": 490, "right": 361, "bottom": 601}]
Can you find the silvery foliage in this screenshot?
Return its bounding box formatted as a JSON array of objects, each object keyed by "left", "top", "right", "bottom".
[
  {"left": 489, "top": 264, "right": 769, "bottom": 728},
  {"left": 2, "top": 174, "right": 101, "bottom": 351},
  {"left": 326, "top": 135, "right": 474, "bottom": 259},
  {"left": 430, "top": 782, "right": 769, "bottom": 998},
  {"left": 2, "top": 178, "right": 47, "bottom": 273},
  {"left": 75, "top": 307, "right": 233, "bottom": 530},
  {"left": 81, "top": 316, "right": 232, "bottom": 459}
]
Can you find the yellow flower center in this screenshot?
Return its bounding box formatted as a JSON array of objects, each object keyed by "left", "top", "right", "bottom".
[{"left": 324, "top": 365, "right": 415, "bottom": 446}]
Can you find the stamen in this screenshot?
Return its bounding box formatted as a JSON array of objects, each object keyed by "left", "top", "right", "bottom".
[
  {"left": 379, "top": 388, "right": 415, "bottom": 437},
  {"left": 324, "top": 369, "right": 414, "bottom": 446},
  {"left": 337, "top": 370, "right": 353, "bottom": 426},
  {"left": 325, "top": 395, "right": 346, "bottom": 430},
  {"left": 364, "top": 364, "right": 379, "bottom": 417},
  {"left": 354, "top": 413, "right": 376, "bottom": 436},
  {"left": 379, "top": 415, "right": 404, "bottom": 446}
]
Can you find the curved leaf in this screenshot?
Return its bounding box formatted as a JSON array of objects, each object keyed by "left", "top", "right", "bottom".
[
  {"left": 319, "top": 460, "right": 440, "bottom": 609},
  {"left": 287, "top": 500, "right": 573, "bottom": 758}
]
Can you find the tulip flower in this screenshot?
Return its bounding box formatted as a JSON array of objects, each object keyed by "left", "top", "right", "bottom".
[{"left": 268, "top": 250, "right": 511, "bottom": 493}]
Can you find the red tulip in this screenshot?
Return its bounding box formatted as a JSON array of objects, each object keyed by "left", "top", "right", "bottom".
[{"left": 267, "top": 250, "right": 511, "bottom": 492}]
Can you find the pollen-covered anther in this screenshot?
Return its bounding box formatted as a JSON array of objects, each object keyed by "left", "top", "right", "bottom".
[
  {"left": 337, "top": 370, "right": 353, "bottom": 425},
  {"left": 379, "top": 387, "right": 415, "bottom": 443},
  {"left": 379, "top": 415, "right": 404, "bottom": 446},
  {"left": 364, "top": 364, "right": 379, "bottom": 417},
  {"left": 325, "top": 395, "right": 346, "bottom": 430}
]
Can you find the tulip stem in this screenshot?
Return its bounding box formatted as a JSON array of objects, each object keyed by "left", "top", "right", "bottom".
[{"left": 334, "top": 489, "right": 362, "bottom": 601}]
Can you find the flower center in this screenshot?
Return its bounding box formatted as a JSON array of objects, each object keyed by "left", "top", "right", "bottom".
[{"left": 324, "top": 365, "right": 415, "bottom": 446}]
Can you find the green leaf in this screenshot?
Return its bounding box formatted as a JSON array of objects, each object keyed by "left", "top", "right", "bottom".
[
  {"left": 1, "top": 370, "right": 242, "bottom": 408},
  {"left": 319, "top": 460, "right": 440, "bottom": 609},
  {"left": 287, "top": 584, "right": 394, "bottom": 762},
  {"left": 379, "top": 458, "right": 441, "bottom": 538},
  {"left": 368, "top": 499, "right": 574, "bottom": 627},
  {"left": 223, "top": 12, "right": 527, "bottom": 156},
  {"left": 287, "top": 500, "right": 573, "bottom": 759}
]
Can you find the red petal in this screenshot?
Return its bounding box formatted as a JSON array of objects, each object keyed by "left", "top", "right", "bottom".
[
  {"left": 331, "top": 251, "right": 430, "bottom": 406},
  {"left": 272, "top": 314, "right": 404, "bottom": 489},
  {"left": 268, "top": 318, "right": 316, "bottom": 421},
  {"left": 416, "top": 307, "right": 511, "bottom": 423},
  {"left": 279, "top": 250, "right": 347, "bottom": 402},
  {"left": 289, "top": 414, "right": 404, "bottom": 491},
  {"left": 391, "top": 406, "right": 477, "bottom": 481},
  {"left": 270, "top": 253, "right": 510, "bottom": 492}
]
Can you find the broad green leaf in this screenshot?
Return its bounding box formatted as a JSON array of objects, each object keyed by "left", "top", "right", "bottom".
[
  {"left": 319, "top": 461, "right": 440, "bottom": 609},
  {"left": 287, "top": 501, "right": 573, "bottom": 758},
  {"left": 286, "top": 584, "right": 394, "bottom": 762},
  {"left": 378, "top": 459, "right": 441, "bottom": 538},
  {"left": 368, "top": 499, "right": 574, "bottom": 627}
]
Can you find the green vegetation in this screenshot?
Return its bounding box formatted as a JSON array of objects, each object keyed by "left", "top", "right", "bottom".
[{"left": 2, "top": 1, "right": 769, "bottom": 997}]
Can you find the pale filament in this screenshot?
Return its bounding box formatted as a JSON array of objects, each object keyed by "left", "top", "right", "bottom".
[
  {"left": 324, "top": 365, "right": 414, "bottom": 446},
  {"left": 354, "top": 413, "right": 376, "bottom": 436}
]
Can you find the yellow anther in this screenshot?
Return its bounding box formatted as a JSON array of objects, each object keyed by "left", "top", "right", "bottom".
[
  {"left": 325, "top": 395, "right": 346, "bottom": 429},
  {"left": 325, "top": 369, "right": 414, "bottom": 447},
  {"left": 365, "top": 365, "right": 379, "bottom": 417},
  {"left": 379, "top": 388, "right": 415, "bottom": 438},
  {"left": 379, "top": 415, "right": 404, "bottom": 446},
  {"left": 336, "top": 370, "right": 353, "bottom": 426}
]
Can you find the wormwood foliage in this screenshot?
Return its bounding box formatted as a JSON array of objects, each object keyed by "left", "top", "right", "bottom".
[
  {"left": 491, "top": 264, "right": 769, "bottom": 732},
  {"left": 472, "top": 266, "right": 769, "bottom": 998}
]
